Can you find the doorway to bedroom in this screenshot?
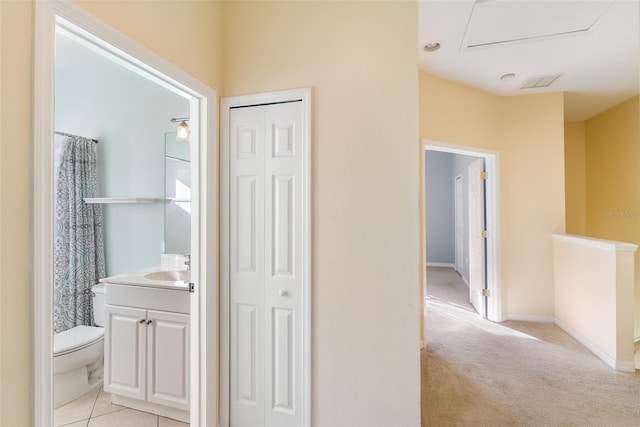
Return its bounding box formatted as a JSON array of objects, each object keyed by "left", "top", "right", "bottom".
[{"left": 422, "top": 141, "right": 500, "bottom": 323}]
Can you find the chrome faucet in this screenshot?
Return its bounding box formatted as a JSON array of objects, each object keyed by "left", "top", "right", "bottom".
[{"left": 184, "top": 254, "right": 191, "bottom": 271}]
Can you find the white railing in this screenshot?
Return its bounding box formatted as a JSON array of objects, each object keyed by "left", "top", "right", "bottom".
[{"left": 552, "top": 234, "right": 637, "bottom": 372}]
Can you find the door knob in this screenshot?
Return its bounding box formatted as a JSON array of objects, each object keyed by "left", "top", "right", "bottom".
[
  {"left": 146, "top": 319, "right": 153, "bottom": 325},
  {"left": 278, "top": 289, "right": 288, "bottom": 297},
  {"left": 138, "top": 319, "right": 145, "bottom": 324}
]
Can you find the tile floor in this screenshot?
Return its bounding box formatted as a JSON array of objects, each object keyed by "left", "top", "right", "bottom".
[{"left": 54, "top": 387, "right": 189, "bottom": 427}]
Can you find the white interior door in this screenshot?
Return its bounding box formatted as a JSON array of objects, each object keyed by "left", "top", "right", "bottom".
[
  {"left": 454, "top": 174, "right": 463, "bottom": 274},
  {"left": 229, "top": 101, "right": 304, "bottom": 426},
  {"left": 468, "top": 158, "right": 485, "bottom": 316}
]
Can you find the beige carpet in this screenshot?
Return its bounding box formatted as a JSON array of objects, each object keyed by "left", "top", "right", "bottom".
[{"left": 422, "top": 267, "right": 640, "bottom": 426}]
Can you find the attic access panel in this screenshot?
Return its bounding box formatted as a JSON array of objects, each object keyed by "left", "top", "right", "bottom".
[{"left": 461, "top": 0, "right": 615, "bottom": 50}]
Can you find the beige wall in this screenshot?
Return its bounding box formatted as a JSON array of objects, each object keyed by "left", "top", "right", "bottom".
[
  {"left": 0, "top": 1, "right": 222, "bottom": 424},
  {"left": 585, "top": 96, "right": 640, "bottom": 240},
  {"left": 0, "top": 3, "right": 3, "bottom": 418},
  {"left": 584, "top": 95, "right": 640, "bottom": 337},
  {"left": 564, "top": 121, "right": 587, "bottom": 235},
  {"left": 420, "top": 73, "right": 502, "bottom": 151},
  {"left": 74, "top": 1, "right": 223, "bottom": 90},
  {"left": 223, "top": 2, "right": 420, "bottom": 425},
  {"left": 420, "top": 72, "right": 566, "bottom": 319},
  {"left": 1, "top": 2, "right": 33, "bottom": 425},
  {"left": 222, "top": 2, "right": 420, "bottom": 424},
  {"left": 501, "top": 94, "right": 565, "bottom": 318},
  {"left": 2, "top": 0, "right": 421, "bottom": 424}
]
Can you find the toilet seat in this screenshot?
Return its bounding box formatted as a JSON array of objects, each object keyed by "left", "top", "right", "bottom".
[{"left": 54, "top": 325, "right": 104, "bottom": 357}]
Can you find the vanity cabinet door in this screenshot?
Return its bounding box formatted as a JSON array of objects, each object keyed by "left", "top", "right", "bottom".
[
  {"left": 104, "top": 304, "right": 147, "bottom": 400},
  {"left": 146, "top": 310, "right": 190, "bottom": 410}
]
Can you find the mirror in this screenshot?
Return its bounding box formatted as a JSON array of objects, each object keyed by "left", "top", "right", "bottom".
[{"left": 164, "top": 132, "right": 191, "bottom": 254}]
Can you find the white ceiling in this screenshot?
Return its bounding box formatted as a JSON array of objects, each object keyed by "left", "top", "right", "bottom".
[{"left": 418, "top": 0, "right": 640, "bottom": 122}]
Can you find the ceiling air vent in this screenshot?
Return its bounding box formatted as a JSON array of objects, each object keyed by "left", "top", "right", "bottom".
[{"left": 520, "top": 74, "right": 562, "bottom": 89}]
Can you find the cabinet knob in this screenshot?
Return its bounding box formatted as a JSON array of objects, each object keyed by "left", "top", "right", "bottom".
[
  {"left": 138, "top": 319, "right": 145, "bottom": 324},
  {"left": 146, "top": 319, "right": 153, "bottom": 325},
  {"left": 278, "top": 289, "right": 288, "bottom": 297}
]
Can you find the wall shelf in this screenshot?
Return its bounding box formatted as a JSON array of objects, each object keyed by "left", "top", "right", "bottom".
[{"left": 83, "top": 198, "right": 158, "bottom": 204}]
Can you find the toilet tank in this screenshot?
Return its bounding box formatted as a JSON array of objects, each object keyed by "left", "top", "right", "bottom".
[{"left": 92, "top": 283, "right": 106, "bottom": 327}]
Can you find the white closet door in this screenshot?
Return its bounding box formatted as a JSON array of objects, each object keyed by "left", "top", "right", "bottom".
[
  {"left": 229, "top": 101, "right": 304, "bottom": 427},
  {"left": 264, "top": 102, "right": 303, "bottom": 427},
  {"left": 229, "top": 105, "right": 266, "bottom": 426}
]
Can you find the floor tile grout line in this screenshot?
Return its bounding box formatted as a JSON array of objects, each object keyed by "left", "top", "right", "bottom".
[
  {"left": 88, "top": 386, "right": 101, "bottom": 419},
  {"left": 56, "top": 388, "right": 188, "bottom": 426},
  {"left": 54, "top": 386, "right": 101, "bottom": 427},
  {"left": 86, "top": 406, "right": 131, "bottom": 422},
  {"left": 88, "top": 387, "right": 128, "bottom": 421},
  {"left": 58, "top": 420, "right": 89, "bottom": 427}
]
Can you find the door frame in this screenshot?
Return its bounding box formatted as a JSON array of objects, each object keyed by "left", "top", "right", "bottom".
[
  {"left": 422, "top": 139, "right": 501, "bottom": 322},
  {"left": 454, "top": 173, "right": 464, "bottom": 275},
  {"left": 33, "top": 2, "right": 218, "bottom": 425},
  {"left": 220, "top": 88, "right": 312, "bottom": 426}
]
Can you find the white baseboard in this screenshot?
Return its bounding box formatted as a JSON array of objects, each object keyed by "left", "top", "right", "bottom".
[
  {"left": 461, "top": 274, "right": 469, "bottom": 286},
  {"left": 504, "top": 314, "right": 555, "bottom": 323},
  {"left": 616, "top": 361, "right": 636, "bottom": 372},
  {"left": 426, "top": 262, "right": 455, "bottom": 268},
  {"left": 554, "top": 318, "right": 635, "bottom": 373}
]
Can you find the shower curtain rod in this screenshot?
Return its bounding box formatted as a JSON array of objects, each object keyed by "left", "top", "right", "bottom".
[{"left": 54, "top": 131, "right": 99, "bottom": 144}]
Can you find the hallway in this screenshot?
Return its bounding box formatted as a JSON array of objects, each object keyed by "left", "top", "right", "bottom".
[
  {"left": 425, "top": 267, "right": 475, "bottom": 314},
  {"left": 422, "top": 267, "right": 640, "bottom": 426}
]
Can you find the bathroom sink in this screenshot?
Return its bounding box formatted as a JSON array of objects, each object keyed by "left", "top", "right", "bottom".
[{"left": 144, "top": 270, "right": 190, "bottom": 282}]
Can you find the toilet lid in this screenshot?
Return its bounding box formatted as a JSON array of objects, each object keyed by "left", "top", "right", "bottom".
[{"left": 54, "top": 325, "right": 104, "bottom": 355}]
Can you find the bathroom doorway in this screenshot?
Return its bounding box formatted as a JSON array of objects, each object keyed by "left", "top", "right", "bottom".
[{"left": 33, "top": 2, "right": 218, "bottom": 426}]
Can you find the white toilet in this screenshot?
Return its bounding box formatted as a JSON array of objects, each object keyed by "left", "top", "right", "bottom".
[{"left": 53, "top": 283, "right": 106, "bottom": 408}]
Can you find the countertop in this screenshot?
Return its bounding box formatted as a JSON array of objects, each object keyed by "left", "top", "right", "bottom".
[{"left": 100, "top": 267, "right": 190, "bottom": 291}]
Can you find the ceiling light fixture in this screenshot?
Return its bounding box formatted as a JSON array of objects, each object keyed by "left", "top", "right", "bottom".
[
  {"left": 423, "top": 40, "right": 441, "bottom": 52},
  {"left": 500, "top": 73, "right": 516, "bottom": 82},
  {"left": 170, "top": 117, "right": 190, "bottom": 141}
]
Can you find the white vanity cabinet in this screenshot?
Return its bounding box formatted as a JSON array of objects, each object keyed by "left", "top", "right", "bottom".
[
  {"left": 104, "top": 305, "right": 147, "bottom": 400},
  {"left": 103, "top": 282, "right": 190, "bottom": 422},
  {"left": 146, "top": 309, "right": 189, "bottom": 409}
]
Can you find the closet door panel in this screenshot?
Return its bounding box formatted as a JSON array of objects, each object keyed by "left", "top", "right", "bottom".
[
  {"left": 264, "top": 101, "right": 304, "bottom": 427},
  {"left": 229, "top": 100, "right": 304, "bottom": 427},
  {"left": 229, "top": 105, "right": 266, "bottom": 427}
]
